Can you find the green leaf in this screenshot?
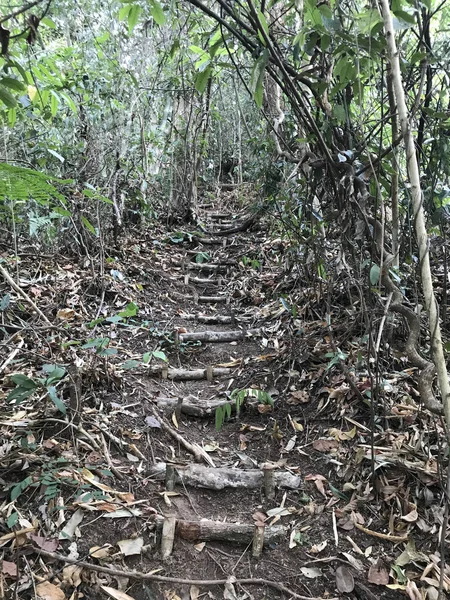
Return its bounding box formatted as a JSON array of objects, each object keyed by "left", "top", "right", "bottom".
[
  {"left": 81, "top": 216, "right": 96, "bottom": 235},
  {"left": 60, "top": 92, "right": 78, "bottom": 114},
  {"left": 121, "top": 359, "right": 141, "bottom": 370},
  {"left": 0, "top": 77, "right": 26, "bottom": 92},
  {"left": 394, "top": 10, "right": 416, "bottom": 24},
  {"left": 10, "top": 374, "right": 38, "bottom": 389},
  {"left": 152, "top": 350, "right": 167, "bottom": 361},
  {"left": 119, "top": 5, "right": 131, "bottom": 21},
  {"left": 7, "top": 512, "right": 19, "bottom": 528},
  {"left": 42, "top": 364, "right": 66, "bottom": 384},
  {"left": 142, "top": 352, "right": 151, "bottom": 364},
  {"left": 370, "top": 264, "right": 380, "bottom": 285},
  {"left": 52, "top": 207, "right": 72, "bottom": 217},
  {"left": 195, "top": 66, "right": 211, "bottom": 94},
  {"left": 257, "top": 10, "right": 269, "bottom": 38},
  {"left": 250, "top": 50, "right": 269, "bottom": 108},
  {"left": 150, "top": 0, "right": 166, "bottom": 25},
  {"left": 41, "top": 17, "right": 56, "bottom": 28},
  {"left": 118, "top": 302, "right": 138, "bottom": 317},
  {"left": 128, "top": 5, "right": 141, "bottom": 34},
  {"left": 11, "top": 476, "right": 33, "bottom": 501},
  {"left": 0, "top": 85, "right": 17, "bottom": 108},
  {"left": 47, "top": 386, "right": 67, "bottom": 415},
  {"left": 98, "top": 348, "right": 118, "bottom": 356}
]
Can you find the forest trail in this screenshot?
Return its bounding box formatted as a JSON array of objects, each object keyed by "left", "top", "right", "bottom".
[
  {"left": 0, "top": 191, "right": 433, "bottom": 600},
  {"left": 73, "top": 192, "right": 400, "bottom": 600}
]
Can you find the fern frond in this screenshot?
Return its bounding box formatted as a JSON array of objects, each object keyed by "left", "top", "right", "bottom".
[{"left": 0, "top": 163, "right": 71, "bottom": 205}]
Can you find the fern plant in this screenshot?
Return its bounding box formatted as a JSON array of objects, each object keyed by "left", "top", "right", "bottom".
[{"left": 0, "top": 162, "right": 69, "bottom": 205}]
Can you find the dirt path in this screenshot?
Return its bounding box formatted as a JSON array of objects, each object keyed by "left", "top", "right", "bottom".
[
  {"left": 1, "top": 194, "right": 412, "bottom": 600},
  {"left": 71, "top": 199, "right": 399, "bottom": 600}
]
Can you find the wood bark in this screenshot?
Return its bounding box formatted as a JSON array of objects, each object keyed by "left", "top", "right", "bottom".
[
  {"left": 178, "top": 328, "right": 260, "bottom": 343},
  {"left": 182, "top": 313, "right": 234, "bottom": 324},
  {"left": 148, "top": 366, "right": 234, "bottom": 380},
  {"left": 147, "top": 463, "right": 301, "bottom": 490},
  {"left": 380, "top": 0, "right": 450, "bottom": 427},
  {"left": 155, "top": 395, "right": 236, "bottom": 417},
  {"left": 175, "top": 519, "right": 285, "bottom": 544}
]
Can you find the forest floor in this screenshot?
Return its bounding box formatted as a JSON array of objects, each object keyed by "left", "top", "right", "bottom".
[{"left": 0, "top": 188, "right": 448, "bottom": 600}]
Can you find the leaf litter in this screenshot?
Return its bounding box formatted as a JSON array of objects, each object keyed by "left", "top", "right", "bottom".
[{"left": 0, "top": 191, "right": 449, "bottom": 599}]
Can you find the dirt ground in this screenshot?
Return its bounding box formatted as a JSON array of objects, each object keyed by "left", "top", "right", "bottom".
[{"left": 0, "top": 191, "right": 447, "bottom": 600}]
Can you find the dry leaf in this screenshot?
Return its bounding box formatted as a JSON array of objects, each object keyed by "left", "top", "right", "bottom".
[
  {"left": 310, "top": 540, "right": 327, "bottom": 553},
  {"left": 58, "top": 509, "right": 84, "bottom": 540},
  {"left": 89, "top": 544, "right": 113, "bottom": 559},
  {"left": 368, "top": 560, "right": 389, "bottom": 585},
  {"left": 194, "top": 542, "right": 206, "bottom": 552},
  {"left": 336, "top": 565, "right": 355, "bottom": 593},
  {"left": 405, "top": 581, "right": 422, "bottom": 600},
  {"left": 29, "top": 534, "right": 59, "bottom": 552},
  {"left": 171, "top": 412, "right": 179, "bottom": 429},
  {"left": 62, "top": 565, "right": 82, "bottom": 587},
  {"left": 288, "top": 390, "right": 310, "bottom": 404},
  {"left": 190, "top": 586, "right": 200, "bottom": 600},
  {"left": 36, "top": 582, "right": 66, "bottom": 600},
  {"left": 313, "top": 439, "right": 339, "bottom": 452},
  {"left": 300, "top": 567, "right": 322, "bottom": 579},
  {"left": 1, "top": 560, "right": 17, "bottom": 578},
  {"left": 101, "top": 586, "right": 136, "bottom": 600},
  {"left": 117, "top": 537, "right": 144, "bottom": 556}
]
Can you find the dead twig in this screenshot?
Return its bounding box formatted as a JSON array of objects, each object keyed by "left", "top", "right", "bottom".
[
  {"left": 32, "top": 549, "right": 336, "bottom": 600},
  {"left": 0, "top": 263, "right": 53, "bottom": 325}
]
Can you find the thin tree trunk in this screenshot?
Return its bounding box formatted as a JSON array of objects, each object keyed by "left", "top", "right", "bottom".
[{"left": 379, "top": 0, "right": 450, "bottom": 432}]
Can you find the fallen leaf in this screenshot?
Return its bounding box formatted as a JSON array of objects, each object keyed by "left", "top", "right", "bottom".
[
  {"left": 401, "top": 504, "right": 418, "bottom": 523},
  {"left": 368, "top": 559, "right": 389, "bottom": 585},
  {"left": 145, "top": 416, "right": 161, "bottom": 428},
  {"left": 89, "top": 544, "right": 113, "bottom": 559},
  {"left": 190, "top": 586, "right": 200, "bottom": 600},
  {"left": 310, "top": 540, "right": 327, "bottom": 554},
  {"left": 288, "top": 390, "right": 310, "bottom": 404},
  {"left": 58, "top": 509, "right": 84, "bottom": 540},
  {"left": 194, "top": 542, "right": 205, "bottom": 552},
  {"left": 29, "top": 534, "right": 59, "bottom": 552},
  {"left": 336, "top": 565, "right": 354, "bottom": 593},
  {"left": 329, "top": 427, "right": 356, "bottom": 440},
  {"left": 101, "top": 586, "right": 136, "bottom": 600},
  {"left": 117, "top": 537, "right": 144, "bottom": 556},
  {"left": 405, "top": 581, "right": 422, "bottom": 600},
  {"left": 313, "top": 439, "right": 339, "bottom": 452},
  {"left": 1, "top": 560, "right": 17, "bottom": 577},
  {"left": 61, "top": 565, "right": 82, "bottom": 587},
  {"left": 36, "top": 582, "right": 66, "bottom": 600},
  {"left": 300, "top": 567, "right": 322, "bottom": 579}
]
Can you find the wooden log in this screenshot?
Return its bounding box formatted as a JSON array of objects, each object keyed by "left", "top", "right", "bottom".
[
  {"left": 176, "top": 519, "right": 284, "bottom": 545},
  {"left": 147, "top": 366, "right": 234, "bottom": 381},
  {"left": 161, "top": 516, "right": 176, "bottom": 559},
  {"left": 192, "top": 236, "right": 222, "bottom": 245},
  {"left": 252, "top": 525, "right": 265, "bottom": 557},
  {"left": 147, "top": 463, "right": 301, "bottom": 490},
  {"left": 208, "top": 213, "right": 235, "bottom": 220},
  {"left": 184, "top": 295, "right": 228, "bottom": 303},
  {"left": 184, "top": 276, "right": 220, "bottom": 285},
  {"left": 154, "top": 395, "right": 236, "bottom": 417},
  {"left": 182, "top": 314, "right": 234, "bottom": 324},
  {"left": 179, "top": 329, "right": 261, "bottom": 343},
  {"left": 205, "top": 216, "right": 256, "bottom": 236},
  {"left": 186, "top": 263, "right": 228, "bottom": 271}
]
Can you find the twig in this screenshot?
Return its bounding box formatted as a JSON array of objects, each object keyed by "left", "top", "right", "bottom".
[
  {"left": 375, "top": 291, "right": 393, "bottom": 353},
  {"left": 32, "top": 549, "right": 336, "bottom": 600},
  {"left": 354, "top": 522, "right": 408, "bottom": 542},
  {"left": 0, "top": 338, "right": 24, "bottom": 373},
  {"left": 0, "top": 263, "right": 52, "bottom": 325},
  {"left": 150, "top": 406, "right": 213, "bottom": 465}
]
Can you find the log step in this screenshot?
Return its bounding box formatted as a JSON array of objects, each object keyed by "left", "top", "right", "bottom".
[
  {"left": 148, "top": 366, "right": 234, "bottom": 380},
  {"left": 178, "top": 328, "right": 260, "bottom": 343},
  {"left": 181, "top": 313, "right": 234, "bottom": 324},
  {"left": 148, "top": 463, "right": 301, "bottom": 490}
]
